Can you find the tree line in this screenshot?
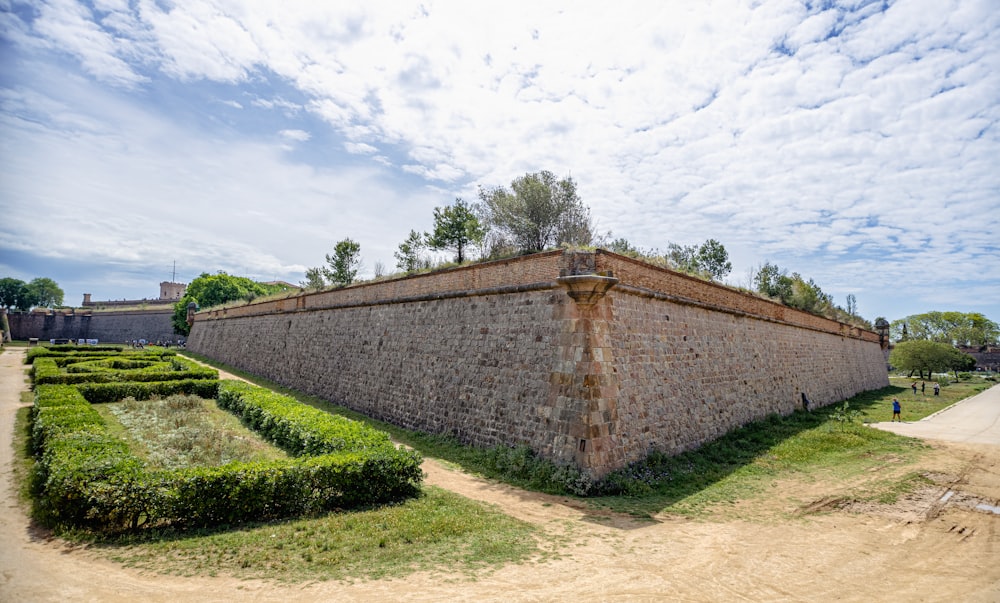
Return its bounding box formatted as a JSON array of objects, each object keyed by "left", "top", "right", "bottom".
[{"left": 0, "top": 277, "right": 64, "bottom": 311}]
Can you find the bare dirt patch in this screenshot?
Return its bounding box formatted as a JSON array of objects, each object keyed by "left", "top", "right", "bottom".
[{"left": 2, "top": 348, "right": 998, "bottom": 602}]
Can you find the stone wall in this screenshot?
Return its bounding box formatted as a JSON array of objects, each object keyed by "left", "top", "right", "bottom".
[
  {"left": 188, "top": 250, "right": 888, "bottom": 476},
  {"left": 7, "top": 308, "right": 177, "bottom": 343}
]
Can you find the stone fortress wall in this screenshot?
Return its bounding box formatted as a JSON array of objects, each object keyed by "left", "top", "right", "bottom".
[
  {"left": 7, "top": 307, "right": 177, "bottom": 343},
  {"left": 187, "top": 249, "right": 888, "bottom": 477}
]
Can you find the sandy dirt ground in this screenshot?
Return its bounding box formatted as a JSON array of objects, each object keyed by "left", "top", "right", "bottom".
[{"left": 2, "top": 347, "right": 999, "bottom": 602}]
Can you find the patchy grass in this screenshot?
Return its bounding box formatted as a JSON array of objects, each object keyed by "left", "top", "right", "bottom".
[
  {"left": 12, "top": 394, "right": 34, "bottom": 507},
  {"left": 95, "top": 394, "right": 289, "bottom": 470},
  {"left": 180, "top": 351, "right": 993, "bottom": 520},
  {"left": 13, "top": 369, "right": 540, "bottom": 582},
  {"left": 868, "top": 376, "right": 993, "bottom": 423},
  {"left": 90, "top": 486, "right": 539, "bottom": 583}
]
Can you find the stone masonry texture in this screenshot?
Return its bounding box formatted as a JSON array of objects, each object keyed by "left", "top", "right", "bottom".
[
  {"left": 188, "top": 250, "right": 889, "bottom": 477},
  {"left": 8, "top": 308, "right": 176, "bottom": 343}
]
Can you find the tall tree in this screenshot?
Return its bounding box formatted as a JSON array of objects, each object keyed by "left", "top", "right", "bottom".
[
  {"left": 300, "top": 267, "right": 326, "bottom": 290},
  {"left": 695, "top": 239, "right": 732, "bottom": 280},
  {"left": 394, "top": 229, "right": 426, "bottom": 273},
  {"left": 323, "top": 238, "right": 362, "bottom": 286},
  {"left": 172, "top": 272, "right": 269, "bottom": 335},
  {"left": 0, "top": 278, "right": 26, "bottom": 311},
  {"left": 477, "top": 170, "right": 593, "bottom": 254},
  {"left": 890, "top": 311, "right": 998, "bottom": 346},
  {"left": 26, "top": 277, "right": 64, "bottom": 308},
  {"left": 425, "top": 198, "right": 484, "bottom": 264},
  {"left": 889, "top": 340, "right": 977, "bottom": 379}
]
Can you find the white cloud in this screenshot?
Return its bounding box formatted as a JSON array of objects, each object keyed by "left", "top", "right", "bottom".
[
  {"left": 2, "top": 0, "right": 998, "bottom": 320},
  {"left": 279, "top": 128, "right": 309, "bottom": 142}
]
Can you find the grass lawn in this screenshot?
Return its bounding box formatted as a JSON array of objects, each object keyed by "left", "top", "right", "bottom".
[
  {"left": 11, "top": 369, "right": 541, "bottom": 582},
  {"left": 98, "top": 486, "right": 538, "bottom": 582},
  {"left": 11, "top": 349, "right": 991, "bottom": 582}
]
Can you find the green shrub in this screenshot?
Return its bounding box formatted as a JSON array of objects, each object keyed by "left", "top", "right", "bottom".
[
  {"left": 28, "top": 359, "right": 422, "bottom": 532},
  {"left": 77, "top": 379, "right": 220, "bottom": 403},
  {"left": 216, "top": 381, "right": 397, "bottom": 455}
]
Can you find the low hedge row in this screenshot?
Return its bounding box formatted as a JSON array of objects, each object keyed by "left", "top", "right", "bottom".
[
  {"left": 76, "top": 379, "right": 220, "bottom": 403},
  {"left": 26, "top": 346, "right": 174, "bottom": 363},
  {"left": 216, "top": 381, "right": 397, "bottom": 455},
  {"left": 31, "top": 356, "right": 218, "bottom": 386},
  {"left": 31, "top": 378, "right": 423, "bottom": 532}
]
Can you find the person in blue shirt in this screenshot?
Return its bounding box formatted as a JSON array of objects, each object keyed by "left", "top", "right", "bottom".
[{"left": 892, "top": 398, "right": 902, "bottom": 422}]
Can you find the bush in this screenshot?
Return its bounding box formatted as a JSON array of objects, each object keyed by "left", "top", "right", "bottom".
[
  {"left": 29, "top": 367, "right": 422, "bottom": 532},
  {"left": 216, "top": 381, "right": 398, "bottom": 455}
]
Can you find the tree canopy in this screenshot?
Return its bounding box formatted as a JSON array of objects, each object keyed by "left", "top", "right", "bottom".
[
  {"left": 425, "top": 198, "right": 484, "bottom": 264},
  {"left": 394, "top": 230, "right": 427, "bottom": 273},
  {"left": 172, "top": 272, "right": 275, "bottom": 335},
  {"left": 323, "top": 238, "right": 362, "bottom": 287},
  {"left": 889, "top": 339, "right": 977, "bottom": 379},
  {"left": 665, "top": 239, "right": 732, "bottom": 280},
  {"left": 0, "top": 276, "right": 64, "bottom": 310},
  {"left": 753, "top": 262, "right": 833, "bottom": 315},
  {"left": 890, "top": 311, "right": 999, "bottom": 346},
  {"left": 476, "top": 170, "right": 593, "bottom": 255}
]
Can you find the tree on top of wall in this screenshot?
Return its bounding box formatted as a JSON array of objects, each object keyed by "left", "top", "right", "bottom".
[
  {"left": 425, "top": 198, "right": 484, "bottom": 264},
  {"left": 476, "top": 170, "right": 594, "bottom": 256},
  {"left": 171, "top": 272, "right": 271, "bottom": 335}
]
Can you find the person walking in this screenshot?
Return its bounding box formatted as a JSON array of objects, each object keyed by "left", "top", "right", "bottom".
[
  {"left": 934, "top": 382, "right": 940, "bottom": 396},
  {"left": 911, "top": 382, "right": 918, "bottom": 395},
  {"left": 892, "top": 397, "right": 902, "bottom": 422},
  {"left": 921, "top": 381, "right": 925, "bottom": 395}
]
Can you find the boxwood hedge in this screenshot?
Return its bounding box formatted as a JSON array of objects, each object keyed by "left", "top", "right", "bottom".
[{"left": 30, "top": 359, "right": 423, "bottom": 532}]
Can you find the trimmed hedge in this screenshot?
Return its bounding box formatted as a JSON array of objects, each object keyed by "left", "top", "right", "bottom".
[
  {"left": 217, "top": 381, "right": 396, "bottom": 455},
  {"left": 26, "top": 346, "right": 173, "bottom": 364},
  {"left": 30, "top": 373, "right": 423, "bottom": 532},
  {"left": 31, "top": 355, "right": 217, "bottom": 386},
  {"left": 76, "top": 380, "right": 220, "bottom": 403}
]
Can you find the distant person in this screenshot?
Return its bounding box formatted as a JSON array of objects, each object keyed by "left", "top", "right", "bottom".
[
  {"left": 921, "top": 381, "right": 925, "bottom": 395},
  {"left": 934, "top": 382, "right": 940, "bottom": 396},
  {"left": 892, "top": 398, "right": 902, "bottom": 422},
  {"left": 911, "top": 382, "right": 918, "bottom": 395}
]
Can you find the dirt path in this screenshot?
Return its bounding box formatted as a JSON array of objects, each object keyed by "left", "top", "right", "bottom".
[{"left": 2, "top": 348, "right": 999, "bottom": 602}]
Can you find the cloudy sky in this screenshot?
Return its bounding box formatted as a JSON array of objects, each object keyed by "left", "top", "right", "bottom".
[{"left": 1, "top": 0, "right": 998, "bottom": 323}]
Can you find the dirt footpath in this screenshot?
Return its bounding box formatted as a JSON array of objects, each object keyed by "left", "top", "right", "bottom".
[{"left": 2, "top": 347, "right": 999, "bottom": 602}]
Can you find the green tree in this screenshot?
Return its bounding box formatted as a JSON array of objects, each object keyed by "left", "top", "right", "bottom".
[
  {"left": 171, "top": 272, "right": 269, "bottom": 335},
  {"left": 0, "top": 278, "right": 27, "bottom": 311},
  {"left": 300, "top": 267, "right": 326, "bottom": 290},
  {"left": 26, "top": 277, "right": 64, "bottom": 308},
  {"left": 477, "top": 170, "right": 593, "bottom": 254},
  {"left": 666, "top": 242, "right": 699, "bottom": 273},
  {"left": 323, "top": 238, "right": 362, "bottom": 286},
  {"left": 606, "top": 237, "right": 640, "bottom": 256},
  {"left": 695, "top": 239, "right": 732, "bottom": 280},
  {"left": 752, "top": 262, "right": 833, "bottom": 315},
  {"left": 890, "top": 311, "right": 999, "bottom": 346},
  {"left": 394, "top": 229, "right": 426, "bottom": 273},
  {"left": 425, "top": 198, "right": 484, "bottom": 264},
  {"left": 889, "top": 340, "right": 976, "bottom": 379}
]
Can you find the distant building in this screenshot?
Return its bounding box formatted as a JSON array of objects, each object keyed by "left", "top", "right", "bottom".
[
  {"left": 159, "top": 281, "right": 187, "bottom": 300},
  {"left": 82, "top": 281, "right": 188, "bottom": 308}
]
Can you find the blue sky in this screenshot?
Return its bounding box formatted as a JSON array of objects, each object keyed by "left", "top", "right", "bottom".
[{"left": 1, "top": 0, "right": 998, "bottom": 323}]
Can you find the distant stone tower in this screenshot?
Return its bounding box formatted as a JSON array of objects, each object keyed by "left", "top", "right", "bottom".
[{"left": 159, "top": 282, "right": 186, "bottom": 300}]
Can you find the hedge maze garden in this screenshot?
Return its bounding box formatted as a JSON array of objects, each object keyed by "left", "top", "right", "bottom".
[{"left": 26, "top": 345, "right": 423, "bottom": 533}]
